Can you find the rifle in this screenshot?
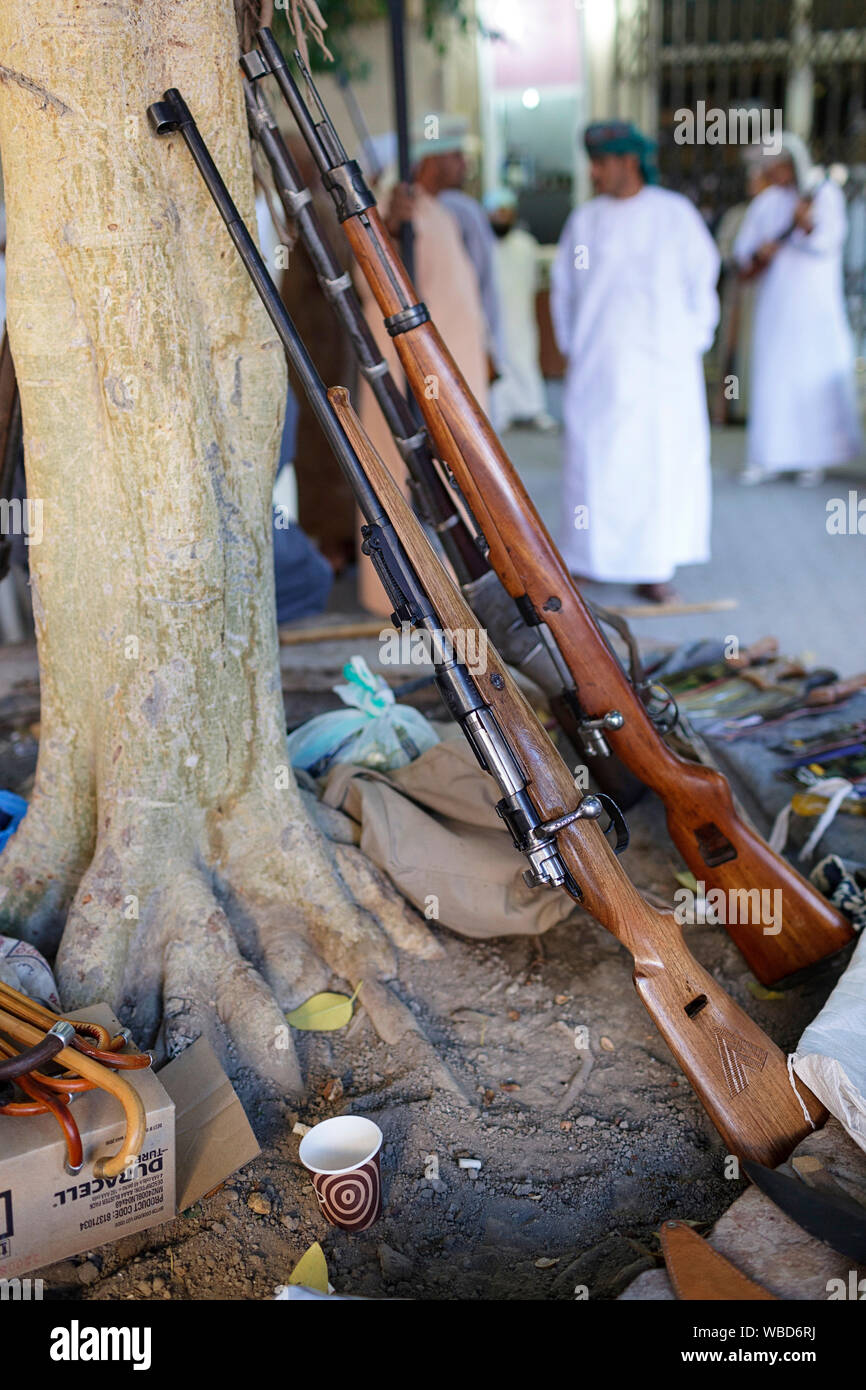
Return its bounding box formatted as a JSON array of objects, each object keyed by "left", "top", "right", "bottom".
[
  {"left": 147, "top": 88, "right": 824, "bottom": 1164},
  {"left": 245, "top": 29, "right": 854, "bottom": 986},
  {"left": 740, "top": 177, "right": 828, "bottom": 282},
  {"left": 241, "top": 76, "right": 642, "bottom": 806},
  {"left": 0, "top": 330, "right": 22, "bottom": 584}
]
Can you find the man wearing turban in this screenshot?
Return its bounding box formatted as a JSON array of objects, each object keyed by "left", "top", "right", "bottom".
[
  {"left": 732, "top": 134, "right": 862, "bottom": 485},
  {"left": 551, "top": 121, "right": 720, "bottom": 600}
]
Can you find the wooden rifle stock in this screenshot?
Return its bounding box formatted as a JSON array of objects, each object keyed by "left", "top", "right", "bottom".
[
  {"left": 332, "top": 206, "right": 853, "bottom": 985},
  {"left": 331, "top": 386, "right": 824, "bottom": 1165}
]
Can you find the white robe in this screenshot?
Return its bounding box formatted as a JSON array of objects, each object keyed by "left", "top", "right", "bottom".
[
  {"left": 733, "top": 182, "right": 863, "bottom": 472},
  {"left": 551, "top": 186, "right": 719, "bottom": 583},
  {"left": 490, "top": 226, "right": 547, "bottom": 429}
]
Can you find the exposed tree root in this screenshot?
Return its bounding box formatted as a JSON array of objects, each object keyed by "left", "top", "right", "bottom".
[{"left": 0, "top": 782, "right": 445, "bottom": 1099}]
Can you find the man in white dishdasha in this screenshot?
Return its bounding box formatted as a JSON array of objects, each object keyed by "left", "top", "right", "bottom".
[{"left": 552, "top": 121, "right": 720, "bottom": 602}]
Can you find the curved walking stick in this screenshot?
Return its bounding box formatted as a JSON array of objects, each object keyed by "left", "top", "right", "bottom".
[{"left": 0, "top": 1007, "right": 146, "bottom": 1178}]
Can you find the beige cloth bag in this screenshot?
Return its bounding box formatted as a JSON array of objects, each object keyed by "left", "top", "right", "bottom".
[{"left": 323, "top": 740, "right": 577, "bottom": 939}]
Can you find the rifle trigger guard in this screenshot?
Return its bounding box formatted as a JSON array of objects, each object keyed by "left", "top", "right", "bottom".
[
  {"left": 641, "top": 681, "right": 679, "bottom": 734},
  {"left": 595, "top": 793, "right": 630, "bottom": 855}
]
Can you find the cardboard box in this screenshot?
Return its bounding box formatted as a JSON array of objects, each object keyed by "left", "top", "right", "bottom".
[
  {"left": 165, "top": 1033, "right": 260, "bottom": 1215},
  {"left": 0, "top": 1005, "right": 174, "bottom": 1278},
  {"left": 0, "top": 1008, "right": 260, "bottom": 1279}
]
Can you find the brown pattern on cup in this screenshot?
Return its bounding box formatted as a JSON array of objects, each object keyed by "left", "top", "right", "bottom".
[{"left": 312, "top": 1152, "right": 381, "bottom": 1231}]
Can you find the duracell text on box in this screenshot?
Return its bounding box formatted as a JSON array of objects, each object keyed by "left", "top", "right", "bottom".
[{"left": 0, "top": 1005, "right": 175, "bottom": 1280}]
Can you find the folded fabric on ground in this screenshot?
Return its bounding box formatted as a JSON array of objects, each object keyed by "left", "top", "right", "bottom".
[
  {"left": 691, "top": 691, "right": 866, "bottom": 869},
  {"left": 322, "top": 738, "right": 577, "bottom": 940}
]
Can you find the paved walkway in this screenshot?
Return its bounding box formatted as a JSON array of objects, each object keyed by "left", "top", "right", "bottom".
[{"left": 506, "top": 414, "right": 866, "bottom": 677}]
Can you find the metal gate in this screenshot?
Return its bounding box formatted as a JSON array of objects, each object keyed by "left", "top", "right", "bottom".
[{"left": 614, "top": 0, "right": 866, "bottom": 352}]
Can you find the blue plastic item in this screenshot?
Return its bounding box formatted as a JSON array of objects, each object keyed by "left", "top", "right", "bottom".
[
  {"left": 0, "top": 791, "right": 27, "bottom": 852},
  {"left": 286, "top": 656, "right": 439, "bottom": 777}
]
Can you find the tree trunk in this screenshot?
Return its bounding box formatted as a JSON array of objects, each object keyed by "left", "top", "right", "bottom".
[{"left": 0, "top": 0, "right": 437, "bottom": 1095}]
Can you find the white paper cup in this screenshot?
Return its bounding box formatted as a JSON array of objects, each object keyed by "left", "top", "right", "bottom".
[{"left": 298, "top": 1116, "right": 383, "bottom": 1230}]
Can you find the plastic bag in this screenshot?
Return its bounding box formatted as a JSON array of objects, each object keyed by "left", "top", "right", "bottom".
[
  {"left": 286, "top": 655, "right": 439, "bottom": 777},
  {"left": 793, "top": 926, "right": 866, "bottom": 1156},
  {"left": 792, "top": 856, "right": 866, "bottom": 1155}
]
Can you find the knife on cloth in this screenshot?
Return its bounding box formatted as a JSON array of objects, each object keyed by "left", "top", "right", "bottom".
[{"left": 743, "top": 1160, "right": 866, "bottom": 1264}]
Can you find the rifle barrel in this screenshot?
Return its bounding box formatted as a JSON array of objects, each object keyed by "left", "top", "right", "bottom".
[{"left": 385, "top": 0, "right": 416, "bottom": 281}]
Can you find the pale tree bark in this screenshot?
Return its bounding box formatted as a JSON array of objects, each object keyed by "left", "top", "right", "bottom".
[{"left": 0, "top": 0, "right": 439, "bottom": 1095}]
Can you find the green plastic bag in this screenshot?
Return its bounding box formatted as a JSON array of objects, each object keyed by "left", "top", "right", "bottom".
[{"left": 286, "top": 655, "right": 439, "bottom": 777}]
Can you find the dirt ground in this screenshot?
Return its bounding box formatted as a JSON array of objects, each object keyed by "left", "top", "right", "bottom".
[
  {"left": 0, "top": 633, "right": 847, "bottom": 1302},
  {"left": 24, "top": 787, "right": 842, "bottom": 1303}
]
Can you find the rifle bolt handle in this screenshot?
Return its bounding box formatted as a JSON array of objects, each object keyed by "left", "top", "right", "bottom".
[
  {"left": 539, "top": 795, "right": 603, "bottom": 836},
  {"left": 581, "top": 710, "right": 624, "bottom": 733}
]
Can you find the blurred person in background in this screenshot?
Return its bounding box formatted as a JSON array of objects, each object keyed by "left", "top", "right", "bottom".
[
  {"left": 485, "top": 187, "right": 557, "bottom": 434},
  {"left": 712, "top": 145, "right": 771, "bottom": 424},
  {"left": 552, "top": 121, "right": 719, "bottom": 603},
  {"left": 355, "top": 130, "right": 488, "bottom": 612},
  {"left": 734, "top": 133, "right": 863, "bottom": 486},
  {"left": 412, "top": 115, "right": 503, "bottom": 377}
]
